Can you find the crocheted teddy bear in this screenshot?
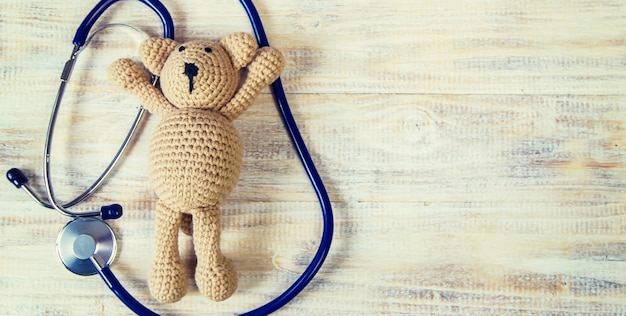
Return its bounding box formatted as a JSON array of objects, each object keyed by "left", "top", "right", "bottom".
[{"left": 108, "top": 32, "right": 285, "bottom": 303}]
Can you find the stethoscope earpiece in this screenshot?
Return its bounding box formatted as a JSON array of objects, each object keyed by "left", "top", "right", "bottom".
[
  {"left": 7, "top": 168, "right": 28, "bottom": 188},
  {"left": 100, "top": 204, "right": 123, "bottom": 220}
]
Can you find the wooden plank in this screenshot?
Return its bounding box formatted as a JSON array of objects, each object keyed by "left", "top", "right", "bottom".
[{"left": 1, "top": 0, "right": 626, "bottom": 315}]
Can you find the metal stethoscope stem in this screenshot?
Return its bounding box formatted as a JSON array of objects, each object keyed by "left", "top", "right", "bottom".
[
  {"left": 45, "top": 45, "right": 145, "bottom": 218},
  {"left": 8, "top": 45, "right": 146, "bottom": 220},
  {"left": 8, "top": 22, "right": 158, "bottom": 219},
  {"left": 7, "top": 0, "right": 175, "bottom": 220}
]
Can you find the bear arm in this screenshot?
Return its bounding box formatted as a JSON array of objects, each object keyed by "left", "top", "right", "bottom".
[
  {"left": 109, "top": 58, "right": 177, "bottom": 117},
  {"left": 133, "top": 84, "right": 177, "bottom": 117},
  {"left": 219, "top": 85, "right": 257, "bottom": 121},
  {"left": 219, "top": 47, "right": 285, "bottom": 120}
]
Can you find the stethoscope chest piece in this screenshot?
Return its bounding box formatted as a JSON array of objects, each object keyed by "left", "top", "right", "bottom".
[{"left": 56, "top": 217, "right": 117, "bottom": 276}]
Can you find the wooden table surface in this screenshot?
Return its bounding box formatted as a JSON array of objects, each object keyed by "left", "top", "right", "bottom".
[{"left": 1, "top": 0, "right": 626, "bottom": 315}]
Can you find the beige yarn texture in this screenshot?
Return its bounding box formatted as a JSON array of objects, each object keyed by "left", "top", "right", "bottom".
[{"left": 108, "top": 32, "right": 285, "bottom": 303}]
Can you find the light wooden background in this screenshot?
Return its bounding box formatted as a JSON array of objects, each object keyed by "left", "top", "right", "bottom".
[{"left": 1, "top": 0, "right": 626, "bottom": 315}]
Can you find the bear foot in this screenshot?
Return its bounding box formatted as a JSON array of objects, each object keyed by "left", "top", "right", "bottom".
[
  {"left": 195, "top": 257, "right": 238, "bottom": 301},
  {"left": 149, "top": 257, "right": 188, "bottom": 303}
]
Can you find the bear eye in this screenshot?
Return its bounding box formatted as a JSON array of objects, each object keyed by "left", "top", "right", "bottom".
[
  {"left": 178, "top": 46, "right": 186, "bottom": 52},
  {"left": 204, "top": 47, "right": 212, "bottom": 53}
]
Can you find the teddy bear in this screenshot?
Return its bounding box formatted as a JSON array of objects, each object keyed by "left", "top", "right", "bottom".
[{"left": 107, "top": 32, "right": 285, "bottom": 303}]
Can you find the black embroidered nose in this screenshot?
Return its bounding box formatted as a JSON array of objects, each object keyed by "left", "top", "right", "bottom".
[{"left": 184, "top": 63, "right": 199, "bottom": 93}]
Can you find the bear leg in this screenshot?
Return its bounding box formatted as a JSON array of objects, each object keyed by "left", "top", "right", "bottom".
[
  {"left": 149, "top": 200, "right": 188, "bottom": 303},
  {"left": 192, "top": 206, "right": 237, "bottom": 301}
]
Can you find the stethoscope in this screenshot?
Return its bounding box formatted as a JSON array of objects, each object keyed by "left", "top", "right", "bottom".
[{"left": 6, "top": 0, "right": 334, "bottom": 315}]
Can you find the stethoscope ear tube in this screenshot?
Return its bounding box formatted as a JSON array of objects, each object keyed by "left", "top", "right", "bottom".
[{"left": 6, "top": 168, "right": 122, "bottom": 219}]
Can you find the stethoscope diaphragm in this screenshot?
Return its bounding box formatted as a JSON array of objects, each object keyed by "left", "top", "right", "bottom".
[{"left": 56, "top": 217, "right": 117, "bottom": 276}]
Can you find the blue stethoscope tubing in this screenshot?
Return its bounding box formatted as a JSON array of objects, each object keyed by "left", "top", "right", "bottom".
[
  {"left": 74, "top": 0, "right": 175, "bottom": 46},
  {"left": 8, "top": 0, "right": 334, "bottom": 315},
  {"left": 237, "top": 1, "right": 334, "bottom": 315}
]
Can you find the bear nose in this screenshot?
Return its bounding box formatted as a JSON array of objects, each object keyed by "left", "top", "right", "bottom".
[{"left": 183, "top": 63, "right": 199, "bottom": 93}]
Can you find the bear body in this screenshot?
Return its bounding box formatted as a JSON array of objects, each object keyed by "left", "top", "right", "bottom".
[
  {"left": 150, "top": 108, "right": 242, "bottom": 210},
  {"left": 108, "top": 33, "right": 285, "bottom": 303}
]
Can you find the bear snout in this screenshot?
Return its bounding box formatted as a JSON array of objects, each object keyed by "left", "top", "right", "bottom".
[{"left": 184, "top": 62, "right": 199, "bottom": 93}]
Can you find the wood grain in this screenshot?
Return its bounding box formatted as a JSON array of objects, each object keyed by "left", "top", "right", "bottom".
[{"left": 1, "top": 0, "right": 626, "bottom": 315}]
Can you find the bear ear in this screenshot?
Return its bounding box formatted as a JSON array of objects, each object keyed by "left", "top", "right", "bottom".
[
  {"left": 139, "top": 37, "right": 179, "bottom": 75},
  {"left": 219, "top": 32, "right": 258, "bottom": 70}
]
